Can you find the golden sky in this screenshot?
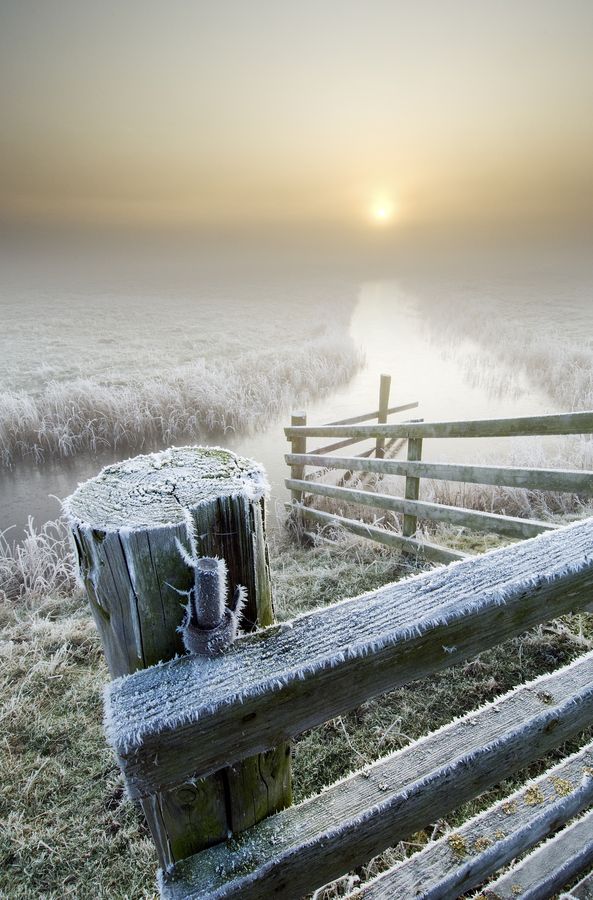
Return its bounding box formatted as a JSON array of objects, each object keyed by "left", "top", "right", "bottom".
[{"left": 1, "top": 0, "right": 592, "bottom": 231}]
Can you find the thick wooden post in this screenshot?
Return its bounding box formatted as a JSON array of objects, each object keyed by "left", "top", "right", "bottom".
[
  {"left": 402, "top": 437, "right": 423, "bottom": 537},
  {"left": 66, "top": 446, "right": 291, "bottom": 867},
  {"left": 375, "top": 374, "right": 391, "bottom": 459},
  {"left": 289, "top": 412, "right": 307, "bottom": 503}
]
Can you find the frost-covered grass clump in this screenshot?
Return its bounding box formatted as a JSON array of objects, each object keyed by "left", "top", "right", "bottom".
[
  {"left": 0, "top": 517, "right": 78, "bottom": 602},
  {"left": 0, "top": 335, "right": 361, "bottom": 466}
]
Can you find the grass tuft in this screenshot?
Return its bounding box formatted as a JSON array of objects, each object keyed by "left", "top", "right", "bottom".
[{"left": 0, "top": 517, "right": 78, "bottom": 603}]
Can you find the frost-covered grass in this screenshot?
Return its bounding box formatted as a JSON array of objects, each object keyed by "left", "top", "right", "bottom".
[
  {"left": 3, "top": 525, "right": 593, "bottom": 898},
  {"left": 417, "top": 272, "right": 593, "bottom": 413},
  {"left": 0, "top": 269, "right": 363, "bottom": 467},
  {"left": 0, "top": 517, "right": 78, "bottom": 602},
  {"left": 0, "top": 589, "right": 157, "bottom": 899},
  {"left": 0, "top": 335, "right": 361, "bottom": 466}
]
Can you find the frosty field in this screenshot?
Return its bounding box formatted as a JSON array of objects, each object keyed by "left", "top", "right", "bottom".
[
  {"left": 2, "top": 246, "right": 593, "bottom": 535},
  {"left": 0, "top": 250, "right": 362, "bottom": 532}
]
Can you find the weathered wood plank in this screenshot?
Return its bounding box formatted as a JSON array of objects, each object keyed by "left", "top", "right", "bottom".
[
  {"left": 285, "top": 410, "right": 593, "bottom": 440},
  {"left": 358, "top": 740, "right": 593, "bottom": 899},
  {"left": 480, "top": 806, "right": 593, "bottom": 899},
  {"left": 565, "top": 869, "right": 593, "bottom": 899},
  {"left": 308, "top": 436, "right": 375, "bottom": 456},
  {"left": 289, "top": 413, "right": 307, "bottom": 505},
  {"left": 286, "top": 454, "right": 593, "bottom": 494},
  {"left": 105, "top": 517, "right": 593, "bottom": 799},
  {"left": 68, "top": 447, "right": 291, "bottom": 867},
  {"left": 326, "top": 399, "right": 418, "bottom": 427},
  {"left": 296, "top": 505, "right": 468, "bottom": 564},
  {"left": 158, "top": 653, "right": 593, "bottom": 900},
  {"left": 285, "top": 477, "right": 557, "bottom": 538},
  {"left": 403, "top": 436, "right": 423, "bottom": 537},
  {"left": 374, "top": 373, "right": 392, "bottom": 459}
]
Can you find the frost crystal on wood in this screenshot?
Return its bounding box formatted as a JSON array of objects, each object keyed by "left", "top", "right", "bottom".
[
  {"left": 105, "top": 516, "right": 593, "bottom": 777},
  {"left": 174, "top": 549, "right": 246, "bottom": 657}
]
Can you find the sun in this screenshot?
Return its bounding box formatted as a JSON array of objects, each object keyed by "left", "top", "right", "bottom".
[{"left": 369, "top": 198, "right": 397, "bottom": 225}]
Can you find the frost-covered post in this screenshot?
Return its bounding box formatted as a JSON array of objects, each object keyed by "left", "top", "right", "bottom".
[
  {"left": 289, "top": 411, "right": 307, "bottom": 503},
  {"left": 403, "top": 435, "right": 423, "bottom": 537},
  {"left": 65, "top": 446, "right": 291, "bottom": 867},
  {"left": 375, "top": 373, "right": 391, "bottom": 459}
]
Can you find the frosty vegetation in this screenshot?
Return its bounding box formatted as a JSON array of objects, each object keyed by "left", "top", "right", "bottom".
[
  {"left": 0, "top": 516, "right": 78, "bottom": 602},
  {"left": 420, "top": 276, "right": 593, "bottom": 412},
  {"left": 0, "top": 335, "right": 361, "bottom": 466}
]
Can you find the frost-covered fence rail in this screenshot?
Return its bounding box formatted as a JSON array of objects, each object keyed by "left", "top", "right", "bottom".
[
  {"left": 285, "top": 407, "right": 593, "bottom": 561},
  {"left": 102, "top": 516, "right": 593, "bottom": 899}
]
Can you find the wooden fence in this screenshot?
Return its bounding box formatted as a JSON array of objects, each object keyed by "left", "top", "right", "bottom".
[
  {"left": 285, "top": 376, "right": 593, "bottom": 563},
  {"left": 106, "top": 515, "right": 593, "bottom": 898}
]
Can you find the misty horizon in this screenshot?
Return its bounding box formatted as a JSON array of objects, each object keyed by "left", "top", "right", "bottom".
[{"left": 2, "top": 0, "right": 593, "bottom": 235}]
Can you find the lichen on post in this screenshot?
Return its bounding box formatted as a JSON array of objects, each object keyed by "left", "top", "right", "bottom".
[{"left": 65, "top": 445, "right": 291, "bottom": 867}]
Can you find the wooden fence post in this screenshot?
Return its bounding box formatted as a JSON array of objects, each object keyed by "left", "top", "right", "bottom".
[
  {"left": 402, "top": 436, "right": 423, "bottom": 537},
  {"left": 66, "top": 446, "right": 291, "bottom": 868},
  {"left": 290, "top": 412, "right": 307, "bottom": 503},
  {"left": 375, "top": 374, "right": 391, "bottom": 459}
]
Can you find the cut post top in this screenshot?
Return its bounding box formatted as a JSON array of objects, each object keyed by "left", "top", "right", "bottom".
[{"left": 64, "top": 445, "right": 269, "bottom": 530}]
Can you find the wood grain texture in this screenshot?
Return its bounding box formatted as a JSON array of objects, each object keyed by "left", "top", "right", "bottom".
[
  {"left": 68, "top": 446, "right": 290, "bottom": 867},
  {"left": 480, "top": 806, "right": 593, "bottom": 899},
  {"left": 158, "top": 653, "right": 593, "bottom": 900},
  {"left": 374, "top": 373, "right": 391, "bottom": 459},
  {"left": 359, "top": 740, "right": 593, "bottom": 899},
  {"left": 565, "top": 869, "right": 593, "bottom": 899},
  {"left": 285, "top": 410, "right": 593, "bottom": 440},
  {"left": 402, "top": 435, "right": 422, "bottom": 537},
  {"left": 289, "top": 413, "right": 307, "bottom": 505},
  {"left": 68, "top": 447, "right": 274, "bottom": 670},
  {"left": 296, "top": 506, "right": 468, "bottom": 563},
  {"left": 286, "top": 454, "right": 593, "bottom": 494},
  {"left": 106, "top": 517, "right": 593, "bottom": 799},
  {"left": 285, "top": 477, "right": 557, "bottom": 538},
  {"left": 308, "top": 436, "right": 374, "bottom": 456}
]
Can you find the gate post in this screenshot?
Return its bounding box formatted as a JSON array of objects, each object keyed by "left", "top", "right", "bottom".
[{"left": 66, "top": 446, "right": 291, "bottom": 866}]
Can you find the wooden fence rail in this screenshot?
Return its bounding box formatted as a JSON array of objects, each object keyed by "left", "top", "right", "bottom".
[
  {"left": 284, "top": 377, "right": 593, "bottom": 556},
  {"left": 286, "top": 477, "right": 558, "bottom": 538},
  {"left": 161, "top": 656, "right": 593, "bottom": 899},
  {"left": 286, "top": 453, "right": 593, "bottom": 494},
  {"left": 106, "top": 517, "right": 593, "bottom": 798},
  {"left": 103, "top": 516, "right": 593, "bottom": 898},
  {"left": 292, "top": 506, "right": 468, "bottom": 564},
  {"left": 285, "top": 409, "right": 593, "bottom": 441}
]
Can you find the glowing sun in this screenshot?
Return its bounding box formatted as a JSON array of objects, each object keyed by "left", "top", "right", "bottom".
[{"left": 370, "top": 198, "right": 397, "bottom": 225}]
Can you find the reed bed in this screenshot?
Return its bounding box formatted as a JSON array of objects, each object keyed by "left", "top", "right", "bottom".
[
  {"left": 422, "top": 284, "right": 593, "bottom": 413},
  {"left": 0, "top": 335, "right": 362, "bottom": 467}
]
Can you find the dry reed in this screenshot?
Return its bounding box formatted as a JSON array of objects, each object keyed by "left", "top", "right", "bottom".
[{"left": 0, "top": 335, "right": 362, "bottom": 466}]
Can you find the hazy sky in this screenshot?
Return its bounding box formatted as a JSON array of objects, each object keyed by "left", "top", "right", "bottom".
[{"left": 1, "top": 0, "right": 593, "bottom": 232}]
